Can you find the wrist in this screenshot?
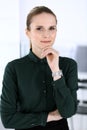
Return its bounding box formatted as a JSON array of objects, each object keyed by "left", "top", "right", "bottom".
[
  {"left": 52, "top": 70, "right": 63, "bottom": 81},
  {"left": 52, "top": 70, "right": 63, "bottom": 78}
]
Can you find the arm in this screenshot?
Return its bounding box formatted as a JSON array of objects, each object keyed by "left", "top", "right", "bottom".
[
  {"left": 41, "top": 47, "right": 78, "bottom": 118},
  {"left": 0, "top": 63, "right": 48, "bottom": 129},
  {"left": 52, "top": 59, "right": 78, "bottom": 118},
  {"left": 47, "top": 60, "right": 78, "bottom": 121}
]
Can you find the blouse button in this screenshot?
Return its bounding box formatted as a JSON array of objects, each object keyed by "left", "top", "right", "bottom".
[
  {"left": 43, "top": 90, "right": 46, "bottom": 93},
  {"left": 43, "top": 80, "right": 45, "bottom": 83},
  {"left": 53, "top": 83, "right": 55, "bottom": 87},
  {"left": 31, "top": 124, "right": 35, "bottom": 126}
]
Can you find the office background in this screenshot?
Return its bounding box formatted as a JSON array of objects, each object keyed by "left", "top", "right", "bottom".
[{"left": 0, "top": 0, "right": 87, "bottom": 130}]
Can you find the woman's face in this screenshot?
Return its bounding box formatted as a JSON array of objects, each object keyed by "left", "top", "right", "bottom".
[{"left": 26, "top": 12, "right": 57, "bottom": 50}]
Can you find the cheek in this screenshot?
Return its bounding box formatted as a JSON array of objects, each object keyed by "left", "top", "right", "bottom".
[
  {"left": 52, "top": 33, "right": 56, "bottom": 40},
  {"left": 31, "top": 33, "right": 41, "bottom": 41}
]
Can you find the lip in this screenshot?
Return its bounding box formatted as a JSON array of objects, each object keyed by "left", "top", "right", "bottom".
[{"left": 40, "top": 41, "right": 51, "bottom": 43}]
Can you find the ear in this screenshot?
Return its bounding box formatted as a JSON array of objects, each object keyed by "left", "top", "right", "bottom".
[{"left": 25, "top": 29, "right": 31, "bottom": 38}]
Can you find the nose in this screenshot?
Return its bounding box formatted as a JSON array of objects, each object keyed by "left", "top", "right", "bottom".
[{"left": 42, "top": 30, "right": 50, "bottom": 38}]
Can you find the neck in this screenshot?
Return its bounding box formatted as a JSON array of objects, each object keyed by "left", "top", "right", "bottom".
[{"left": 32, "top": 47, "right": 43, "bottom": 59}]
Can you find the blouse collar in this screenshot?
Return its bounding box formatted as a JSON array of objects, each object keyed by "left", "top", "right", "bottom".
[{"left": 28, "top": 49, "right": 47, "bottom": 63}]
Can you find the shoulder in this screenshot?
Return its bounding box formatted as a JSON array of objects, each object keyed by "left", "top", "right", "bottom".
[
  {"left": 4, "top": 55, "right": 29, "bottom": 71},
  {"left": 59, "top": 56, "right": 77, "bottom": 66},
  {"left": 59, "top": 56, "right": 77, "bottom": 73},
  {"left": 59, "top": 57, "right": 78, "bottom": 82}
]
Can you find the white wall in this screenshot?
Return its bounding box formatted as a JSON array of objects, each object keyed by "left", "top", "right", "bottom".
[
  {"left": 0, "top": 1, "right": 20, "bottom": 129},
  {"left": 0, "top": 0, "right": 20, "bottom": 94}
]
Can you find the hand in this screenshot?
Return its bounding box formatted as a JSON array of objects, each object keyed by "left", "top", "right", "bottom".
[
  {"left": 47, "top": 109, "right": 63, "bottom": 122},
  {"left": 41, "top": 47, "right": 60, "bottom": 72}
]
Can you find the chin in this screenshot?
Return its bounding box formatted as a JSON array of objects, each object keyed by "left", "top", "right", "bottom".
[{"left": 41, "top": 44, "right": 53, "bottom": 48}]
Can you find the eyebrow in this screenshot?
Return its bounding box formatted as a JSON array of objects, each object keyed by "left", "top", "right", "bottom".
[{"left": 35, "top": 25, "right": 57, "bottom": 28}]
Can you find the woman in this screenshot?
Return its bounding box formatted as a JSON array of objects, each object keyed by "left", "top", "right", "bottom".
[{"left": 1, "top": 6, "right": 78, "bottom": 130}]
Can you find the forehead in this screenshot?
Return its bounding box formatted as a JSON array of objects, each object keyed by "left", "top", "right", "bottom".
[{"left": 30, "top": 12, "right": 56, "bottom": 27}]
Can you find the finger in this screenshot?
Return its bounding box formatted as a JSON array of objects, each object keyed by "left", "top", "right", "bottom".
[
  {"left": 42, "top": 48, "right": 58, "bottom": 57},
  {"left": 41, "top": 49, "right": 52, "bottom": 57}
]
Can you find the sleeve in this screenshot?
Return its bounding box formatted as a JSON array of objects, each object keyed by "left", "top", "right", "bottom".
[
  {"left": 0, "top": 62, "right": 48, "bottom": 129},
  {"left": 52, "top": 59, "right": 78, "bottom": 118}
]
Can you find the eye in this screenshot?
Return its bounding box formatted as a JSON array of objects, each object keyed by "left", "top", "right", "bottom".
[
  {"left": 36, "top": 27, "right": 43, "bottom": 31},
  {"left": 49, "top": 26, "right": 56, "bottom": 30},
  {"left": 36, "top": 27, "right": 41, "bottom": 30}
]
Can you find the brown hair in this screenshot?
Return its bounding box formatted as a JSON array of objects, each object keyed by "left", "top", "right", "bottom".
[{"left": 26, "top": 6, "right": 57, "bottom": 30}]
